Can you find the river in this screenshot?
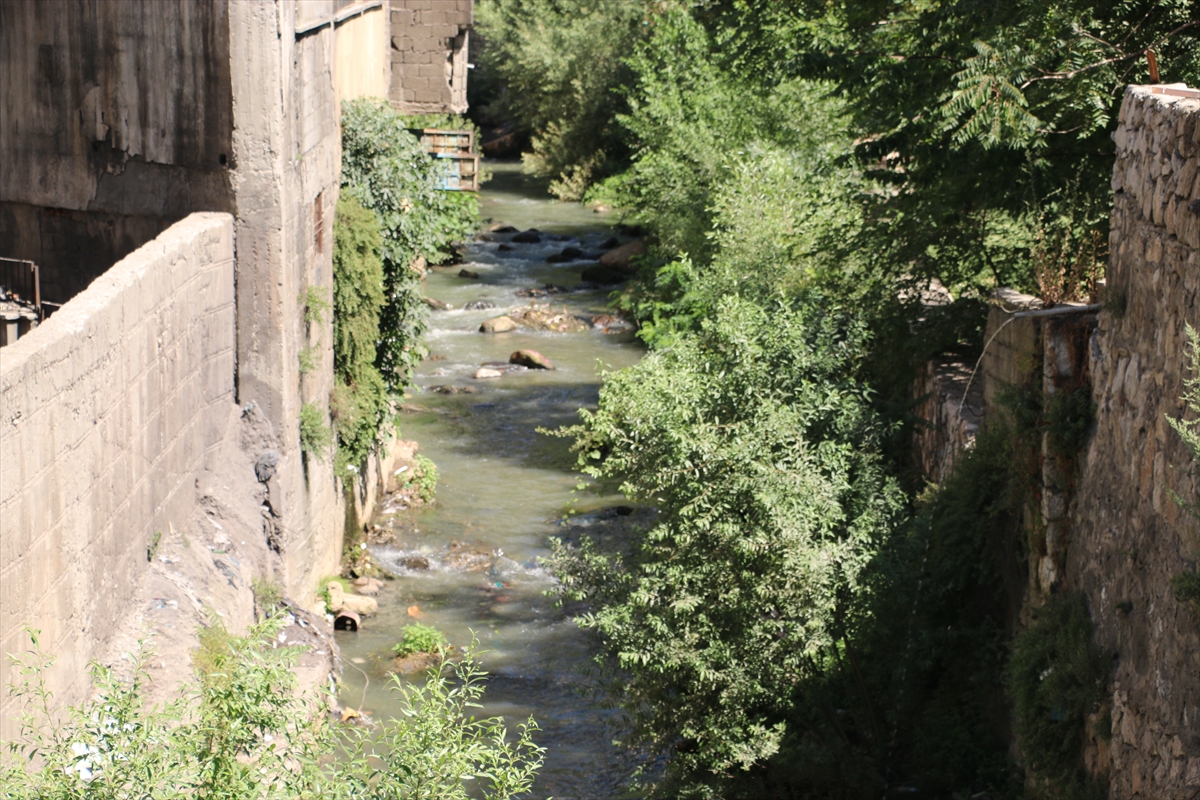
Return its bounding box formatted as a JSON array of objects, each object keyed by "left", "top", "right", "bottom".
[{"left": 335, "top": 161, "right": 646, "bottom": 799}]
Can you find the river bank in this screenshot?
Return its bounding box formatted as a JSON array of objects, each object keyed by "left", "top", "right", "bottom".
[{"left": 334, "top": 162, "right": 648, "bottom": 800}]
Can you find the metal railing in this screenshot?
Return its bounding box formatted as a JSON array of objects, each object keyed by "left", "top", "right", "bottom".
[{"left": 0, "top": 257, "right": 40, "bottom": 317}]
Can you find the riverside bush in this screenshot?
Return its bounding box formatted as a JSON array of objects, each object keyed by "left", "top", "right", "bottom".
[
  {"left": 551, "top": 294, "right": 905, "bottom": 797},
  {"left": 391, "top": 623, "right": 448, "bottom": 658},
  {"left": 2, "top": 626, "right": 543, "bottom": 799},
  {"left": 340, "top": 98, "right": 478, "bottom": 394}
]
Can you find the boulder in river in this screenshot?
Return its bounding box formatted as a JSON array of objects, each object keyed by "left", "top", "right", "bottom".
[
  {"left": 326, "top": 582, "right": 378, "bottom": 616},
  {"left": 600, "top": 236, "right": 619, "bottom": 250},
  {"left": 458, "top": 269, "right": 480, "bottom": 279},
  {"left": 423, "top": 296, "right": 452, "bottom": 310},
  {"left": 498, "top": 243, "right": 514, "bottom": 251},
  {"left": 580, "top": 264, "right": 628, "bottom": 285},
  {"left": 473, "top": 367, "right": 504, "bottom": 379},
  {"left": 480, "top": 315, "right": 518, "bottom": 333},
  {"left": 510, "top": 349, "right": 555, "bottom": 370},
  {"left": 464, "top": 299, "right": 496, "bottom": 311},
  {"left": 598, "top": 239, "right": 645, "bottom": 273},
  {"left": 546, "top": 246, "right": 584, "bottom": 263},
  {"left": 511, "top": 229, "right": 541, "bottom": 244},
  {"left": 490, "top": 224, "right": 519, "bottom": 234}
]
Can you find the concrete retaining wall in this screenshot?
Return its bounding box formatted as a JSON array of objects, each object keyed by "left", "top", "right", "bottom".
[{"left": 0, "top": 213, "right": 236, "bottom": 742}]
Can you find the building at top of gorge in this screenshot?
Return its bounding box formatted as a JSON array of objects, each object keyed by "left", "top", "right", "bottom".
[{"left": 0, "top": 0, "right": 455, "bottom": 743}]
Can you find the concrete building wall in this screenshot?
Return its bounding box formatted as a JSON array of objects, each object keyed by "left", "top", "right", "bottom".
[
  {"left": 0, "top": 213, "right": 236, "bottom": 743},
  {"left": 228, "top": 0, "right": 343, "bottom": 607},
  {"left": 335, "top": 4, "right": 392, "bottom": 106},
  {"left": 0, "top": 0, "right": 235, "bottom": 302},
  {"left": 388, "top": 0, "right": 472, "bottom": 114},
  {"left": 1070, "top": 86, "right": 1199, "bottom": 799}
]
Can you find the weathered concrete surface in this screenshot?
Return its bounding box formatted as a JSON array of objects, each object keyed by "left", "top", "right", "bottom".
[
  {"left": 1070, "top": 85, "right": 1199, "bottom": 799},
  {"left": 335, "top": 3, "right": 392, "bottom": 106},
  {"left": 0, "top": 213, "right": 235, "bottom": 744},
  {"left": 228, "top": 0, "right": 343, "bottom": 610},
  {"left": 0, "top": 0, "right": 236, "bottom": 300},
  {"left": 389, "top": 0, "right": 472, "bottom": 114}
]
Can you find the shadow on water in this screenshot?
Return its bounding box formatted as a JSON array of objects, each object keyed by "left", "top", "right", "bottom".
[{"left": 335, "top": 161, "right": 646, "bottom": 800}]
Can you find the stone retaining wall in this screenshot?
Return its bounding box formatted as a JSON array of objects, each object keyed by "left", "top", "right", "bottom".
[
  {"left": 0, "top": 213, "right": 235, "bottom": 742},
  {"left": 388, "top": 0, "right": 472, "bottom": 114},
  {"left": 1070, "top": 85, "right": 1199, "bottom": 799}
]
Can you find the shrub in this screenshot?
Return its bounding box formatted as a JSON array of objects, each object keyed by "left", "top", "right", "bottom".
[
  {"left": 391, "top": 623, "right": 448, "bottom": 658},
  {"left": 3, "top": 628, "right": 544, "bottom": 799},
  {"left": 299, "top": 402, "right": 333, "bottom": 461},
  {"left": 298, "top": 400, "right": 333, "bottom": 462},
  {"left": 410, "top": 454, "right": 439, "bottom": 503},
  {"left": 251, "top": 576, "right": 285, "bottom": 619},
  {"left": 1007, "top": 592, "right": 1108, "bottom": 796},
  {"left": 340, "top": 98, "right": 478, "bottom": 394},
  {"left": 330, "top": 195, "right": 390, "bottom": 478},
  {"left": 551, "top": 294, "right": 905, "bottom": 796}
]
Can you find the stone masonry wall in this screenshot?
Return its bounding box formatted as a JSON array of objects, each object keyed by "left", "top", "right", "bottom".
[
  {"left": 1069, "top": 85, "right": 1199, "bottom": 799},
  {"left": 388, "top": 0, "right": 472, "bottom": 114},
  {"left": 0, "top": 213, "right": 236, "bottom": 743}
]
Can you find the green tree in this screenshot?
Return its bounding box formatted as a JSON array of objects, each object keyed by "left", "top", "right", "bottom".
[
  {"left": 340, "top": 98, "right": 478, "bottom": 393},
  {"left": 474, "top": 0, "right": 648, "bottom": 199},
  {"left": 552, "top": 295, "right": 905, "bottom": 797}
]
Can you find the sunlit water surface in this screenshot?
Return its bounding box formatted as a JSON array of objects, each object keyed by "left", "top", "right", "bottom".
[{"left": 335, "top": 161, "right": 646, "bottom": 799}]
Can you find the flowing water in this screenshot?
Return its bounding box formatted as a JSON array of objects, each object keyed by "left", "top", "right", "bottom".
[{"left": 335, "top": 161, "right": 646, "bottom": 799}]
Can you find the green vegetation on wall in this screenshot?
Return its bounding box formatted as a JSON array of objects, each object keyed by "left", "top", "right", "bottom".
[
  {"left": 340, "top": 98, "right": 478, "bottom": 395},
  {"left": 330, "top": 195, "right": 389, "bottom": 477},
  {"left": 1007, "top": 592, "right": 1109, "bottom": 798}
]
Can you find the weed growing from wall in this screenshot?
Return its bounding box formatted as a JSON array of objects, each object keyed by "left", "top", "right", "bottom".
[
  {"left": 299, "top": 402, "right": 333, "bottom": 462},
  {"left": 1167, "top": 324, "right": 1200, "bottom": 613}
]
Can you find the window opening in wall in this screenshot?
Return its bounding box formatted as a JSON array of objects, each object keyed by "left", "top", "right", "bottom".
[
  {"left": 0, "top": 257, "right": 44, "bottom": 347},
  {"left": 315, "top": 191, "right": 325, "bottom": 254}
]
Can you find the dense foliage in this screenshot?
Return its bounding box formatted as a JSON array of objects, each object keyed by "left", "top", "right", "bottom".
[
  {"left": 1007, "top": 593, "right": 1109, "bottom": 798},
  {"left": 330, "top": 196, "right": 389, "bottom": 476},
  {"left": 2, "top": 625, "right": 542, "bottom": 799},
  {"left": 552, "top": 296, "right": 905, "bottom": 797},
  {"left": 340, "top": 98, "right": 478, "bottom": 395},
  {"left": 466, "top": 0, "right": 1195, "bottom": 796},
  {"left": 474, "top": 0, "right": 646, "bottom": 199}
]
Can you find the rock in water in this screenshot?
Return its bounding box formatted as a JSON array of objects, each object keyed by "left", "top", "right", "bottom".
[
  {"left": 511, "top": 229, "right": 541, "bottom": 244},
  {"left": 423, "top": 296, "right": 452, "bottom": 310},
  {"left": 510, "top": 349, "right": 555, "bottom": 370},
  {"left": 490, "top": 224, "right": 518, "bottom": 233},
  {"left": 598, "top": 239, "right": 645, "bottom": 273},
  {"left": 326, "top": 582, "right": 378, "bottom": 616},
  {"left": 464, "top": 299, "right": 496, "bottom": 311},
  {"left": 580, "top": 264, "right": 628, "bottom": 285},
  {"left": 458, "top": 269, "right": 480, "bottom": 279},
  {"left": 473, "top": 368, "right": 504, "bottom": 379},
  {"left": 479, "top": 315, "right": 518, "bottom": 333}
]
